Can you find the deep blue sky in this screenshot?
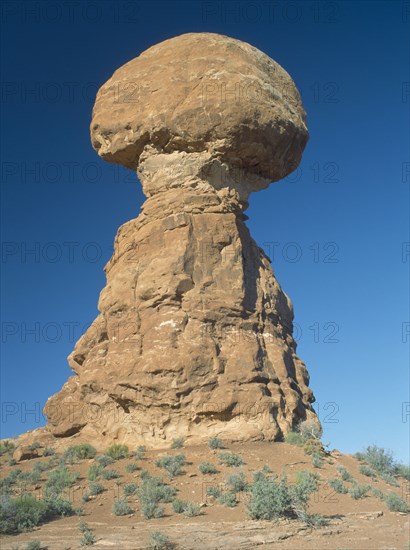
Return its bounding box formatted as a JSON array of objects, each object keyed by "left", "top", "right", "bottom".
[{"left": 1, "top": 1, "right": 409, "bottom": 462}]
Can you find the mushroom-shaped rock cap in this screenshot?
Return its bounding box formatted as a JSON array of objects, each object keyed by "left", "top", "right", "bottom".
[{"left": 91, "top": 33, "right": 308, "bottom": 199}]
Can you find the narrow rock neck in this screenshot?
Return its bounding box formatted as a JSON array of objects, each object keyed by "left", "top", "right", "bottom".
[{"left": 136, "top": 149, "right": 269, "bottom": 210}]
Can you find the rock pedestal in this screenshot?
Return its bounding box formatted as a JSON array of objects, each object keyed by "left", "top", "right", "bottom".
[{"left": 44, "top": 33, "right": 318, "bottom": 448}]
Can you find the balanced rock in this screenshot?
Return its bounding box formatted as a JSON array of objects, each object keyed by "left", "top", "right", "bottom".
[{"left": 44, "top": 33, "right": 318, "bottom": 448}]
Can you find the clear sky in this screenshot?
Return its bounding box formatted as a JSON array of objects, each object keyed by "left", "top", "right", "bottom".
[{"left": 1, "top": 0, "right": 409, "bottom": 463}]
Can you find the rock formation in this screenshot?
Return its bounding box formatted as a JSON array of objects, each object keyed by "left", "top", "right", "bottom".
[{"left": 43, "top": 33, "right": 318, "bottom": 448}]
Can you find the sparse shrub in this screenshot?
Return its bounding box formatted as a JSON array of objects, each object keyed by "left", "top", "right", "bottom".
[
  {"left": 199, "top": 462, "right": 217, "bottom": 475},
  {"left": 208, "top": 437, "right": 224, "bottom": 450},
  {"left": 149, "top": 531, "right": 172, "bottom": 550},
  {"left": 88, "top": 482, "right": 104, "bottom": 496},
  {"left": 8, "top": 458, "right": 17, "bottom": 466},
  {"left": 298, "top": 419, "right": 323, "bottom": 442},
  {"left": 291, "top": 471, "right": 320, "bottom": 510},
  {"left": 395, "top": 463, "right": 410, "bottom": 481},
  {"left": 87, "top": 464, "right": 103, "bottom": 481},
  {"left": 62, "top": 447, "right": 76, "bottom": 464},
  {"left": 183, "top": 502, "right": 202, "bottom": 517},
  {"left": 349, "top": 483, "right": 370, "bottom": 500},
  {"left": 123, "top": 482, "right": 138, "bottom": 496},
  {"left": 355, "top": 445, "right": 395, "bottom": 475},
  {"left": 226, "top": 472, "right": 247, "bottom": 492},
  {"left": 371, "top": 487, "right": 385, "bottom": 500},
  {"left": 328, "top": 478, "right": 348, "bottom": 494},
  {"left": 134, "top": 445, "right": 146, "bottom": 460},
  {"left": 303, "top": 513, "right": 328, "bottom": 526},
  {"left": 217, "top": 492, "right": 237, "bottom": 507},
  {"left": 218, "top": 452, "right": 244, "bottom": 467},
  {"left": 25, "top": 541, "right": 42, "bottom": 550},
  {"left": 136, "top": 475, "right": 176, "bottom": 519},
  {"left": 171, "top": 437, "right": 185, "bottom": 449},
  {"left": 28, "top": 443, "right": 41, "bottom": 451},
  {"left": 359, "top": 464, "right": 376, "bottom": 478},
  {"left": 45, "top": 467, "right": 79, "bottom": 498},
  {"left": 0, "top": 440, "right": 15, "bottom": 456},
  {"left": 106, "top": 444, "right": 129, "bottom": 460},
  {"left": 380, "top": 472, "right": 399, "bottom": 486},
  {"left": 43, "top": 447, "right": 55, "bottom": 457},
  {"left": 125, "top": 462, "right": 139, "bottom": 473},
  {"left": 95, "top": 454, "right": 114, "bottom": 468},
  {"left": 101, "top": 469, "right": 120, "bottom": 480},
  {"left": 112, "top": 498, "right": 133, "bottom": 516},
  {"left": 206, "top": 486, "right": 221, "bottom": 498},
  {"left": 336, "top": 466, "right": 353, "bottom": 482},
  {"left": 312, "top": 454, "right": 324, "bottom": 468},
  {"left": 304, "top": 438, "right": 326, "bottom": 457},
  {"left": 384, "top": 491, "right": 409, "bottom": 512},
  {"left": 155, "top": 454, "right": 186, "bottom": 478},
  {"left": 79, "top": 521, "right": 96, "bottom": 546},
  {"left": 172, "top": 499, "right": 187, "bottom": 513}
]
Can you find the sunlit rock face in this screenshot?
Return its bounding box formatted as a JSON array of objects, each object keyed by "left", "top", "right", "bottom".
[{"left": 44, "top": 33, "right": 317, "bottom": 448}]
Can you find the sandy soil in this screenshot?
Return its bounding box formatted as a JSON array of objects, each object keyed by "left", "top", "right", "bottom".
[{"left": 1, "top": 441, "right": 408, "bottom": 549}]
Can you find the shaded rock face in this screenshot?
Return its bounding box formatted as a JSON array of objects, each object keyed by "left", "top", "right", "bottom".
[{"left": 44, "top": 33, "right": 317, "bottom": 448}]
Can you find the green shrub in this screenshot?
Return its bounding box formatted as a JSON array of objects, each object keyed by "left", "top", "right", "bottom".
[
  {"left": 125, "top": 462, "right": 139, "bottom": 473},
  {"left": 170, "top": 437, "right": 185, "bottom": 449},
  {"left": 371, "top": 487, "right": 385, "bottom": 500},
  {"left": 395, "top": 463, "right": 410, "bottom": 481},
  {"left": 349, "top": 483, "right": 370, "bottom": 500},
  {"left": 199, "top": 462, "right": 217, "bottom": 475},
  {"left": 123, "top": 482, "right": 138, "bottom": 497},
  {"left": 217, "top": 492, "right": 237, "bottom": 507},
  {"left": 136, "top": 475, "right": 176, "bottom": 519},
  {"left": 311, "top": 454, "right": 324, "bottom": 468},
  {"left": 226, "top": 472, "right": 247, "bottom": 492},
  {"left": 149, "top": 531, "right": 172, "bottom": 550},
  {"left": 43, "top": 447, "right": 55, "bottom": 457},
  {"left": 25, "top": 541, "right": 42, "bottom": 550},
  {"left": 247, "top": 470, "right": 319, "bottom": 522},
  {"left": 384, "top": 491, "right": 409, "bottom": 512},
  {"left": 336, "top": 466, "right": 353, "bottom": 482},
  {"left": 328, "top": 478, "right": 348, "bottom": 494},
  {"left": 72, "top": 444, "right": 96, "bottom": 460},
  {"left": 112, "top": 498, "right": 133, "bottom": 516},
  {"left": 106, "top": 444, "right": 129, "bottom": 460},
  {"left": 0, "top": 494, "right": 74, "bottom": 534},
  {"left": 45, "top": 467, "right": 79, "bottom": 498},
  {"left": 88, "top": 482, "right": 104, "bottom": 496},
  {"left": 172, "top": 499, "right": 187, "bottom": 513},
  {"left": 8, "top": 458, "right": 17, "bottom": 466},
  {"left": 183, "top": 502, "right": 202, "bottom": 517},
  {"left": 359, "top": 464, "right": 376, "bottom": 478},
  {"left": 87, "top": 464, "right": 103, "bottom": 481},
  {"left": 28, "top": 443, "right": 41, "bottom": 451},
  {"left": 0, "top": 440, "right": 15, "bottom": 456},
  {"left": 95, "top": 455, "right": 114, "bottom": 468},
  {"left": 284, "top": 432, "right": 304, "bottom": 446},
  {"left": 380, "top": 472, "right": 399, "bottom": 486},
  {"left": 208, "top": 437, "right": 224, "bottom": 450},
  {"left": 101, "top": 469, "right": 120, "bottom": 480},
  {"left": 206, "top": 486, "right": 221, "bottom": 498},
  {"left": 155, "top": 454, "right": 186, "bottom": 478},
  {"left": 247, "top": 475, "right": 292, "bottom": 520},
  {"left": 291, "top": 471, "right": 320, "bottom": 510},
  {"left": 356, "top": 445, "right": 395, "bottom": 475},
  {"left": 218, "top": 452, "right": 244, "bottom": 467},
  {"left": 79, "top": 521, "right": 96, "bottom": 546}
]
